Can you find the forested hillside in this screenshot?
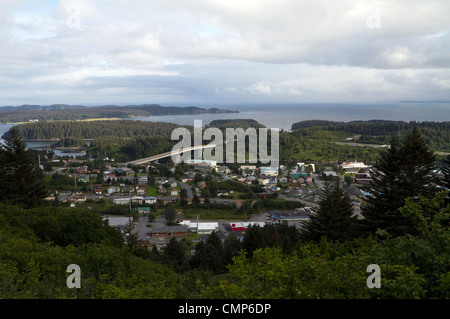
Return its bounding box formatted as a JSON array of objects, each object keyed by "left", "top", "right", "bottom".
[
  {"left": 0, "top": 104, "right": 237, "bottom": 123},
  {"left": 291, "top": 120, "right": 450, "bottom": 152},
  {"left": 7, "top": 119, "right": 449, "bottom": 163},
  {"left": 7, "top": 120, "right": 185, "bottom": 140}
]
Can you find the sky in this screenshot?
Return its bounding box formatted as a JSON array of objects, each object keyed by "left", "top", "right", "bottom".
[{"left": 0, "top": 0, "right": 449, "bottom": 106}]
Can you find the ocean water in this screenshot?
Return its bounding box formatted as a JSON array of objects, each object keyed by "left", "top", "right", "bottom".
[{"left": 133, "top": 102, "right": 450, "bottom": 130}]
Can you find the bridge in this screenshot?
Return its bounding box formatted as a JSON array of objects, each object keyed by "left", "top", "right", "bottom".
[{"left": 124, "top": 144, "right": 216, "bottom": 166}]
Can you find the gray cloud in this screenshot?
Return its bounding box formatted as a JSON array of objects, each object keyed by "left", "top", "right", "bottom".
[{"left": 0, "top": 0, "right": 449, "bottom": 105}]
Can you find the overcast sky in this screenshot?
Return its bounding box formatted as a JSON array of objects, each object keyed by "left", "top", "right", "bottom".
[{"left": 0, "top": 0, "right": 449, "bottom": 106}]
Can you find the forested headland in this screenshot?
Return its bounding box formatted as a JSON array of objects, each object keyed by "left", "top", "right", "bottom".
[{"left": 0, "top": 104, "right": 237, "bottom": 123}]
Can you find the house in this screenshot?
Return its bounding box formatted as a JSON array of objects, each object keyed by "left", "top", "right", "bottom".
[
  {"left": 108, "top": 186, "right": 121, "bottom": 195},
  {"left": 159, "top": 197, "right": 177, "bottom": 205},
  {"left": 89, "top": 184, "right": 103, "bottom": 191},
  {"left": 94, "top": 188, "right": 103, "bottom": 195},
  {"left": 76, "top": 166, "right": 89, "bottom": 174},
  {"left": 123, "top": 185, "right": 135, "bottom": 194},
  {"left": 355, "top": 173, "right": 372, "bottom": 185},
  {"left": 144, "top": 196, "right": 157, "bottom": 204},
  {"left": 103, "top": 173, "right": 118, "bottom": 183},
  {"left": 158, "top": 187, "right": 167, "bottom": 194},
  {"left": 170, "top": 181, "right": 178, "bottom": 188},
  {"left": 322, "top": 171, "right": 340, "bottom": 182},
  {"left": 259, "top": 176, "right": 270, "bottom": 185},
  {"left": 131, "top": 196, "right": 144, "bottom": 204},
  {"left": 196, "top": 181, "right": 206, "bottom": 189},
  {"left": 216, "top": 166, "right": 231, "bottom": 174},
  {"left": 71, "top": 196, "right": 87, "bottom": 202},
  {"left": 136, "top": 187, "right": 146, "bottom": 195},
  {"left": 78, "top": 174, "right": 90, "bottom": 183},
  {"left": 138, "top": 175, "right": 148, "bottom": 185},
  {"left": 137, "top": 206, "right": 151, "bottom": 215},
  {"left": 289, "top": 189, "right": 303, "bottom": 197},
  {"left": 170, "top": 188, "right": 180, "bottom": 196},
  {"left": 218, "top": 189, "right": 229, "bottom": 197}
]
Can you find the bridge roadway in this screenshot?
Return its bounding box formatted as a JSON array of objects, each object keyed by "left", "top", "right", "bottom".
[{"left": 124, "top": 144, "right": 216, "bottom": 165}]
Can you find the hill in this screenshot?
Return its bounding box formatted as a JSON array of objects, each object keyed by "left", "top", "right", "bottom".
[{"left": 0, "top": 104, "right": 237, "bottom": 123}]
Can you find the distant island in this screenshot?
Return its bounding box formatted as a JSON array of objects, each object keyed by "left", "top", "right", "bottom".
[{"left": 0, "top": 104, "right": 238, "bottom": 123}]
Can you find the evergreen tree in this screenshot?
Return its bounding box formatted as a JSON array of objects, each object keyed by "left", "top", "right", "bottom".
[
  {"left": 223, "top": 233, "right": 242, "bottom": 266},
  {"left": 242, "top": 224, "right": 264, "bottom": 258},
  {"left": 0, "top": 127, "right": 48, "bottom": 208},
  {"left": 301, "top": 182, "right": 355, "bottom": 242},
  {"left": 360, "top": 127, "right": 438, "bottom": 236},
  {"left": 440, "top": 155, "right": 450, "bottom": 205},
  {"left": 164, "top": 237, "right": 188, "bottom": 272},
  {"left": 202, "top": 231, "right": 225, "bottom": 274}
]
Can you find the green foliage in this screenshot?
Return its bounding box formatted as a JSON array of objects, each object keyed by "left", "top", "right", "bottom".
[
  {"left": 291, "top": 120, "right": 450, "bottom": 152},
  {"left": 361, "top": 127, "right": 439, "bottom": 237},
  {"left": 301, "top": 182, "right": 356, "bottom": 242},
  {"left": 0, "top": 128, "right": 48, "bottom": 208},
  {"left": 11, "top": 120, "right": 183, "bottom": 140}
]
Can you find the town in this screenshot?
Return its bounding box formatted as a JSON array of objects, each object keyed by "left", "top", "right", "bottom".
[{"left": 40, "top": 150, "right": 373, "bottom": 249}]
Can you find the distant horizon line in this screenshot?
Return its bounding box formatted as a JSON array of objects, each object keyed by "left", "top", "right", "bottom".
[{"left": 1, "top": 100, "right": 450, "bottom": 108}]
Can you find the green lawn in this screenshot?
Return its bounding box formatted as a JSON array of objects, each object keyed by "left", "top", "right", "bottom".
[{"left": 146, "top": 186, "right": 159, "bottom": 196}]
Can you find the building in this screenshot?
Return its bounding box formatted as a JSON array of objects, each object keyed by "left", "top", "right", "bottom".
[
  {"left": 259, "top": 166, "right": 278, "bottom": 176},
  {"left": 138, "top": 175, "right": 149, "bottom": 184},
  {"left": 137, "top": 206, "right": 151, "bottom": 215},
  {"left": 290, "top": 172, "right": 308, "bottom": 179},
  {"left": 341, "top": 161, "right": 371, "bottom": 173},
  {"left": 184, "top": 159, "right": 217, "bottom": 168},
  {"left": 108, "top": 186, "right": 121, "bottom": 195},
  {"left": 144, "top": 196, "right": 157, "bottom": 204},
  {"left": 355, "top": 173, "right": 372, "bottom": 185},
  {"left": 71, "top": 196, "right": 87, "bottom": 202},
  {"left": 322, "top": 171, "right": 340, "bottom": 182},
  {"left": 151, "top": 226, "right": 189, "bottom": 238},
  {"left": 269, "top": 209, "right": 311, "bottom": 222},
  {"left": 103, "top": 216, "right": 131, "bottom": 232},
  {"left": 136, "top": 187, "right": 146, "bottom": 195},
  {"left": 113, "top": 198, "right": 131, "bottom": 205},
  {"left": 180, "top": 221, "right": 219, "bottom": 234},
  {"left": 229, "top": 221, "right": 265, "bottom": 232},
  {"left": 131, "top": 196, "right": 144, "bottom": 204}
]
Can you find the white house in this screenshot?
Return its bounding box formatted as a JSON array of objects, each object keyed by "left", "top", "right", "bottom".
[{"left": 144, "top": 196, "right": 157, "bottom": 204}]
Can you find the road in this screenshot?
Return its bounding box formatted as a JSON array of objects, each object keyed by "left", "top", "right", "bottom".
[
  {"left": 311, "top": 173, "right": 324, "bottom": 190},
  {"left": 278, "top": 193, "right": 319, "bottom": 208}
]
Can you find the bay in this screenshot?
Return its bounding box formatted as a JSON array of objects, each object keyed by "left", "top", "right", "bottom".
[{"left": 0, "top": 102, "right": 449, "bottom": 149}]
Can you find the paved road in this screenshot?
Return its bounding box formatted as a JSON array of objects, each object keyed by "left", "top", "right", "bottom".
[
  {"left": 176, "top": 180, "right": 193, "bottom": 199},
  {"left": 278, "top": 193, "right": 319, "bottom": 208}
]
